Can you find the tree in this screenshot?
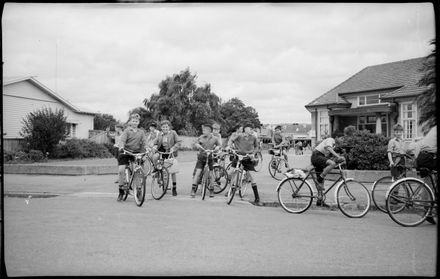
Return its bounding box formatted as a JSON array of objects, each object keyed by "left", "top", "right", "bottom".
[
  {"left": 220, "top": 97, "right": 261, "bottom": 136},
  {"left": 416, "top": 39, "right": 436, "bottom": 134},
  {"left": 93, "top": 113, "right": 119, "bottom": 131},
  {"left": 20, "top": 107, "right": 68, "bottom": 155}
]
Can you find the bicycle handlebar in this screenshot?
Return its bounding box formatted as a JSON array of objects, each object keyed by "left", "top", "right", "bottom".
[{"left": 121, "top": 149, "right": 148, "bottom": 159}]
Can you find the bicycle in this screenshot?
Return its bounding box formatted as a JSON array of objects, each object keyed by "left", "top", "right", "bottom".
[
  {"left": 371, "top": 153, "right": 414, "bottom": 213},
  {"left": 276, "top": 161, "right": 371, "bottom": 218},
  {"left": 120, "top": 149, "right": 148, "bottom": 207},
  {"left": 268, "top": 144, "right": 290, "bottom": 180},
  {"left": 193, "top": 149, "right": 228, "bottom": 199},
  {"left": 150, "top": 150, "right": 173, "bottom": 200},
  {"left": 226, "top": 149, "right": 255, "bottom": 205},
  {"left": 385, "top": 168, "right": 437, "bottom": 227}
]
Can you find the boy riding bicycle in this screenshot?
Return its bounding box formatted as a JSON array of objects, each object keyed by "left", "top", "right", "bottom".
[
  {"left": 228, "top": 122, "right": 263, "bottom": 206},
  {"left": 117, "top": 113, "right": 148, "bottom": 201},
  {"left": 191, "top": 123, "right": 222, "bottom": 198},
  {"left": 311, "top": 131, "right": 346, "bottom": 207}
]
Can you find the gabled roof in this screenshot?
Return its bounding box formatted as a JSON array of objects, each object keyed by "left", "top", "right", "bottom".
[
  {"left": 3, "top": 76, "right": 96, "bottom": 115},
  {"left": 305, "top": 57, "right": 428, "bottom": 109}
]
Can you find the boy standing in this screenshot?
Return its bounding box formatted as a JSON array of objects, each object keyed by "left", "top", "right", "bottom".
[
  {"left": 387, "top": 124, "right": 406, "bottom": 180},
  {"left": 228, "top": 122, "right": 262, "bottom": 206},
  {"left": 271, "top": 125, "right": 289, "bottom": 163},
  {"left": 117, "top": 114, "right": 148, "bottom": 201},
  {"left": 191, "top": 123, "right": 222, "bottom": 198},
  {"left": 152, "top": 120, "right": 182, "bottom": 196}
]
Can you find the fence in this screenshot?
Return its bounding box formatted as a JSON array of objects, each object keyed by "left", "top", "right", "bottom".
[{"left": 3, "top": 138, "right": 26, "bottom": 153}]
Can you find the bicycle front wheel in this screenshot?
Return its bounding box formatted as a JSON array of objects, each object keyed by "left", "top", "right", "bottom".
[
  {"left": 227, "top": 171, "right": 239, "bottom": 205},
  {"left": 151, "top": 168, "right": 168, "bottom": 200},
  {"left": 239, "top": 172, "right": 250, "bottom": 199},
  {"left": 132, "top": 168, "right": 146, "bottom": 207},
  {"left": 122, "top": 167, "right": 132, "bottom": 201},
  {"left": 213, "top": 165, "right": 229, "bottom": 194},
  {"left": 277, "top": 178, "right": 313, "bottom": 214},
  {"left": 254, "top": 152, "right": 263, "bottom": 172},
  {"left": 201, "top": 168, "right": 209, "bottom": 200},
  {"left": 336, "top": 179, "right": 371, "bottom": 218},
  {"left": 268, "top": 158, "right": 289, "bottom": 181},
  {"left": 371, "top": 176, "right": 394, "bottom": 213},
  {"left": 386, "top": 178, "right": 434, "bottom": 227}
]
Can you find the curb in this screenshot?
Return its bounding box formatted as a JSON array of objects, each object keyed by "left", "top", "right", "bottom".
[{"left": 3, "top": 164, "right": 117, "bottom": 175}]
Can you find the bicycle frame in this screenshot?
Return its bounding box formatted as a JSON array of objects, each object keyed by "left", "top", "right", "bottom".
[
  {"left": 229, "top": 150, "right": 253, "bottom": 189},
  {"left": 276, "top": 163, "right": 347, "bottom": 199}
]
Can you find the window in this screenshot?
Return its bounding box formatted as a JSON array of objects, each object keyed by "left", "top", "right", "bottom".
[
  {"left": 401, "top": 103, "right": 417, "bottom": 140},
  {"left": 358, "top": 94, "right": 380, "bottom": 106},
  {"left": 66, "top": 123, "right": 77, "bottom": 138},
  {"left": 318, "top": 110, "right": 329, "bottom": 139}
]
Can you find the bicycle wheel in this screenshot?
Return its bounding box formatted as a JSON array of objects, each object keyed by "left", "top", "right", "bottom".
[
  {"left": 212, "top": 165, "right": 229, "bottom": 194},
  {"left": 386, "top": 178, "right": 434, "bottom": 227},
  {"left": 151, "top": 168, "right": 168, "bottom": 200},
  {"left": 132, "top": 168, "right": 146, "bottom": 207},
  {"left": 268, "top": 158, "right": 289, "bottom": 181},
  {"left": 227, "top": 171, "right": 239, "bottom": 205},
  {"left": 201, "top": 168, "right": 209, "bottom": 200},
  {"left": 336, "top": 179, "right": 371, "bottom": 218},
  {"left": 122, "top": 167, "right": 132, "bottom": 201},
  {"left": 254, "top": 151, "right": 263, "bottom": 172},
  {"left": 371, "top": 176, "right": 394, "bottom": 213},
  {"left": 277, "top": 177, "right": 313, "bottom": 214},
  {"left": 239, "top": 172, "right": 250, "bottom": 199}
]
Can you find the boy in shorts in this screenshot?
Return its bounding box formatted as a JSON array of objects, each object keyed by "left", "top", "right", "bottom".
[
  {"left": 228, "top": 122, "right": 263, "bottom": 206},
  {"left": 271, "top": 125, "right": 289, "bottom": 164},
  {"left": 117, "top": 114, "right": 148, "bottom": 201},
  {"left": 311, "top": 131, "right": 345, "bottom": 207},
  {"left": 387, "top": 124, "right": 407, "bottom": 180},
  {"left": 191, "top": 123, "right": 222, "bottom": 198}
]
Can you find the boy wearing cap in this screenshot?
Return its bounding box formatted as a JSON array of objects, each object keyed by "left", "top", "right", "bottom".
[
  {"left": 117, "top": 114, "right": 148, "bottom": 201},
  {"left": 228, "top": 123, "right": 263, "bottom": 206},
  {"left": 191, "top": 123, "right": 222, "bottom": 198},
  {"left": 387, "top": 124, "right": 406, "bottom": 179}
]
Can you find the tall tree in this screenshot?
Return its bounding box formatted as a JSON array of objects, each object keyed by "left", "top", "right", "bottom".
[
  {"left": 93, "top": 113, "right": 119, "bottom": 131},
  {"left": 220, "top": 97, "right": 261, "bottom": 136},
  {"left": 416, "top": 39, "right": 436, "bottom": 133}
]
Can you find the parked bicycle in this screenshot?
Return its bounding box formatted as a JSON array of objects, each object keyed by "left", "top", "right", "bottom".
[
  {"left": 150, "top": 150, "right": 172, "bottom": 200},
  {"left": 371, "top": 153, "right": 414, "bottom": 213},
  {"left": 120, "top": 149, "right": 148, "bottom": 207},
  {"left": 226, "top": 149, "right": 255, "bottom": 205},
  {"left": 385, "top": 168, "right": 437, "bottom": 227},
  {"left": 268, "top": 144, "right": 290, "bottom": 180},
  {"left": 277, "top": 162, "right": 371, "bottom": 218},
  {"left": 192, "top": 149, "right": 227, "bottom": 199}
]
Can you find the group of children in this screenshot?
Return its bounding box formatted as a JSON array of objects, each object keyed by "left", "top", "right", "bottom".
[
  {"left": 112, "top": 113, "right": 263, "bottom": 205},
  {"left": 112, "top": 113, "right": 437, "bottom": 218}
]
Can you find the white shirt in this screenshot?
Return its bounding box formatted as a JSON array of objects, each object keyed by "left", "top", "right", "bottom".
[{"left": 314, "top": 137, "right": 335, "bottom": 157}]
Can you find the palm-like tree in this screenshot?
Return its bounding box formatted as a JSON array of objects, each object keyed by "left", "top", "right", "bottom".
[{"left": 416, "top": 39, "right": 436, "bottom": 134}]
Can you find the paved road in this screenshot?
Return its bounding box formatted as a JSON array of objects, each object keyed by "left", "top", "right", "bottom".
[{"left": 2, "top": 152, "right": 438, "bottom": 276}]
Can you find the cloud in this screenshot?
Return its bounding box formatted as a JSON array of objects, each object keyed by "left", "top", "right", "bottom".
[{"left": 2, "top": 2, "right": 435, "bottom": 124}]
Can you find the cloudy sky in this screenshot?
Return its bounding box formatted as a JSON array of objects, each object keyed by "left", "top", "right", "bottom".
[{"left": 2, "top": 2, "right": 435, "bottom": 124}]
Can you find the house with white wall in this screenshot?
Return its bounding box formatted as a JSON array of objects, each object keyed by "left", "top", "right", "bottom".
[
  {"left": 305, "top": 57, "right": 429, "bottom": 146},
  {"left": 2, "top": 76, "right": 96, "bottom": 151}
]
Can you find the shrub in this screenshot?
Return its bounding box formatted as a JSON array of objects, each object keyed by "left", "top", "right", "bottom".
[
  {"left": 27, "top": 149, "right": 47, "bottom": 162},
  {"left": 20, "top": 108, "right": 68, "bottom": 154},
  {"left": 52, "top": 138, "right": 113, "bottom": 159},
  {"left": 335, "top": 129, "right": 390, "bottom": 170}
]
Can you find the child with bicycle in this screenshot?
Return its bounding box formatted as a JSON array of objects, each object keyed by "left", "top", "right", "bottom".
[
  {"left": 117, "top": 113, "right": 149, "bottom": 201},
  {"left": 414, "top": 125, "right": 437, "bottom": 224},
  {"left": 152, "top": 120, "right": 182, "bottom": 196},
  {"left": 387, "top": 124, "right": 408, "bottom": 180},
  {"left": 311, "top": 131, "right": 346, "bottom": 207},
  {"left": 190, "top": 123, "right": 222, "bottom": 198},
  {"left": 271, "top": 125, "right": 289, "bottom": 164},
  {"left": 227, "top": 122, "right": 263, "bottom": 206}
]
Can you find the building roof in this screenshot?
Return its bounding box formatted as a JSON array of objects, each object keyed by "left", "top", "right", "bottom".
[
  {"left": 305, "top": 57, "right": 428, "bottom": 109},
  {"left": 3, "top": 76, "right": 96, "bottom": 115}
]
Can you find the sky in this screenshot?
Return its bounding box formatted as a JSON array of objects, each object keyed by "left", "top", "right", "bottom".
[{"left": 2, "top": 2, "right": 436, "bottom": 124}]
